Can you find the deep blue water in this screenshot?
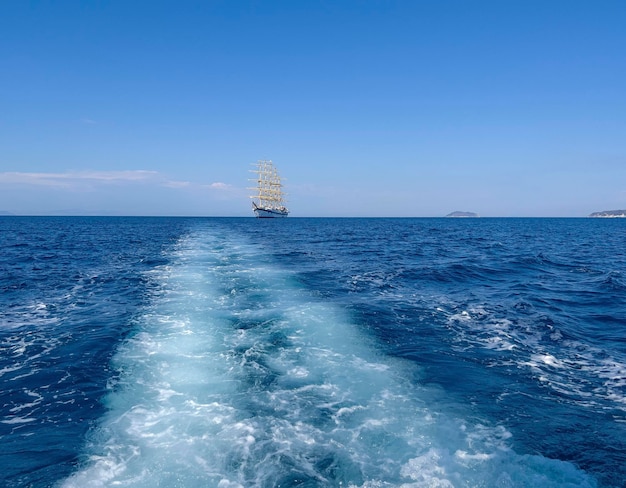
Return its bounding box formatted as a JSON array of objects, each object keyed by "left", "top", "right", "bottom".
[{"left": 1, "top": 216, "right": 625, "bottom": 487}]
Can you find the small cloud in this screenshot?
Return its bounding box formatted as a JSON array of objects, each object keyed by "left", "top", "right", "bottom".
[
  {"left": 81, "top": 118, "right": 97, "bottom": 125},
  {"left": 206, "top": 182, "right": 232, "bottom": 190},
  {"left": 80, "top": 170, "right": 159, "bottom": 182},
  {"left": 0, "top": 172, "right": 73, "bottom": 188},
  {"left": 163, "top": 180, "right": 191, "bottom": 188}
]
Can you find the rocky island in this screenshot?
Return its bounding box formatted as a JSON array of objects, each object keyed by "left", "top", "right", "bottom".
[
  {"left": 446, "top": 211, "right": 479, "bottom": 218},
  {"left": 589, "top": 209, "right": 626, "bottom": 218}
]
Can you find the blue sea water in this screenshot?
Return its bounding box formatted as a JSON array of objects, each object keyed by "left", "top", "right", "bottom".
[{"left": 1, "top": 217, "right": 625, "bottom": 487}]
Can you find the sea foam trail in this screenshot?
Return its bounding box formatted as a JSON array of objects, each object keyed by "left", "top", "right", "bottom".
[{"left": 62, "top": 227, "right": 597, "bottom": 487}]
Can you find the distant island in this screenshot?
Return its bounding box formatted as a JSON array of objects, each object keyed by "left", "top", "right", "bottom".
[
  {"left": 589, "top": 209, "right": 626, "bottom": 218},
  {"left": 0, "top": 211, "right": 15, "bottom": 216},
  {"left": 446, "top": 211, "right": 479, "bottom": 218}
]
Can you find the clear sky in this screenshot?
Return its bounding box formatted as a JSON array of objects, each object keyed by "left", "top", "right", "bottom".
[{"left": 1, "top": 1, "right": 625, "bottom": 217}]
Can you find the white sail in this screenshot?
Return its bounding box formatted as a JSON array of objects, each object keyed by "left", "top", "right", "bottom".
[{"left": 249, "top": 160, "right": 289, "bottom": 218}]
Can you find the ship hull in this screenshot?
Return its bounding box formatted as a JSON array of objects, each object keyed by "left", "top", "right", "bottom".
[{"left": 253, "top": 205, "right": 289, "bottom": 218}]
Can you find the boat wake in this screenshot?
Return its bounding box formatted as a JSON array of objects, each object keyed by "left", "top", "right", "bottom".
[{"left": 62, "top": 225, "right": 597, "bottom": 487}]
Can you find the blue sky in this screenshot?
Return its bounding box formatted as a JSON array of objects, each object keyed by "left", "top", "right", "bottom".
[{"left": 1, "top": 1, "right": 625, "bottom": 216}]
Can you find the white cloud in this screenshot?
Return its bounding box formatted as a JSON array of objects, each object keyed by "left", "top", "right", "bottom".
[
  {"left": 162, "top": 180, "right": 191, "bottom": 188},
  {"left": 0, "top": 170, "right": 159, "bottom": 188},
  {"left": 206, "top": 182, "right": 232, "bottom": 190},
  {"left": 85, "top": 170, "right": 159, "bottom": 181},
  {"left": 0, "top": 170, "right": 250, "bottom": 215},
  {"left": 0, "top": 170, "right": 246, "bottom": 196}
]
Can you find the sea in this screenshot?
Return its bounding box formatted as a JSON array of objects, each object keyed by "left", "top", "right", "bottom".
[{"left": 1, "top": 216, "right": 625, "bottom": 488}]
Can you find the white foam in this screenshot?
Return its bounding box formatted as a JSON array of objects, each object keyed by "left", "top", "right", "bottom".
[
  {"left": 445, "top": 303, "right": 626, "bottom": 413},
  {"left": 9, "top": 389, "right": 43, "bottom": 413},
  {"left": 63, "top": 228, "right": 597, "bottom": 487},
  {"left": 530, "top": 353, "right": 564, "bottom": 368},
  {"left": 1, "top": 416, "right": 36, "bottom": 425}
]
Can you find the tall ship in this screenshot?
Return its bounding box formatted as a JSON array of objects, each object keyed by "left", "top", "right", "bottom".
[{"left": 249, "top": 159, "right": 289, "bottom": 218}]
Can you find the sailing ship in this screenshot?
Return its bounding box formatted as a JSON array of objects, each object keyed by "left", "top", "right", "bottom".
[{"left": 249, "top": 160, "right": 289, "bottom": 218}]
